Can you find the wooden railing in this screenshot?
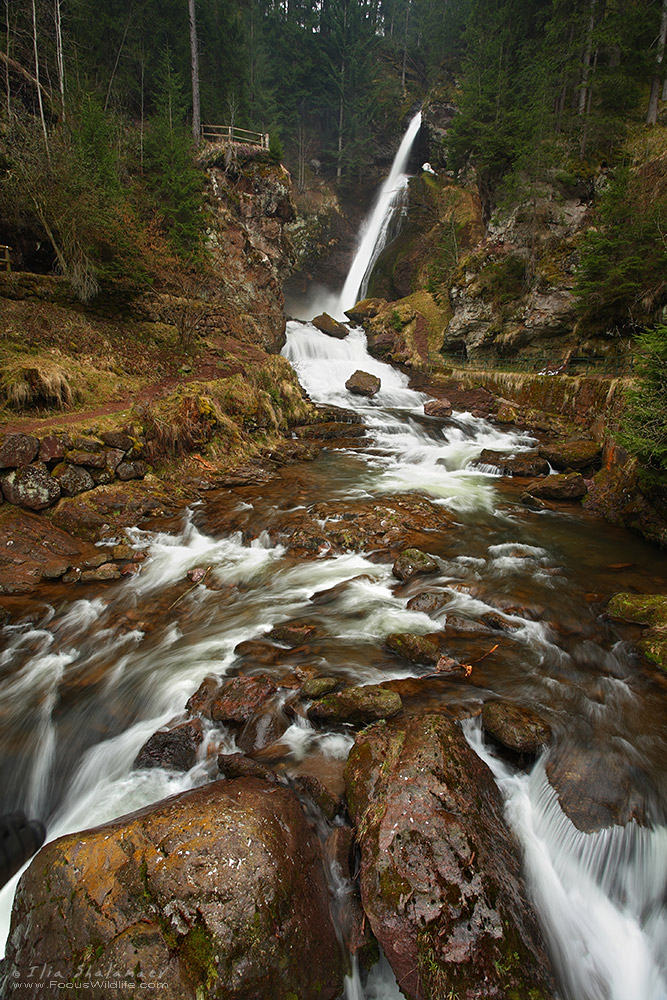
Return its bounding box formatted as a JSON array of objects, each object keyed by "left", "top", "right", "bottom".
[
  {"left": 0, "top": 245, "right": 11, "bottom": 273},
  {"left": 200, "top": 124, "right": 269, "bottom": 149}
]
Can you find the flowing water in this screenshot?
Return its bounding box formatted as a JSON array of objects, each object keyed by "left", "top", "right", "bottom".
[
  {"left": 335, "top": 110, "right": 422, "bottom": 318},
  {"left": 1, "top": 113, "right": 667, "bottom": 1000}
]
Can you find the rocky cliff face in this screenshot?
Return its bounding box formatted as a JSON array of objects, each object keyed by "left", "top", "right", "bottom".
[{"left": 199, "top": 147, "right": 297, "bottom": 352}]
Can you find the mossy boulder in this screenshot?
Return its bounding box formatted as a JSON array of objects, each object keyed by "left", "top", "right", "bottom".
[
  {"left": 385, "top": 631, "right": 445, "bottom": 665},
  {"left": 308, "top": 684, "right": 402, "bottom": 724},
  {"left": 392, "top": 547, "right": 438, "bottom": 581},
  {"left": 344, "top": 298, "right": 387, "bottom": 323},
  {"left": 538, "top": 439, "right": 601, "bottom": 472},
  {"left": 607, "top": 592, "right": 667, "bottom": 673},
  {"left": 523, "top": 472, "right": 587, "bottom": 500},
  {"left": 301, "top": 676, "right": 339, "bottom": 698},
  {"left": 473, "top": 449, "right": 550, "bottom": 477},
  {"left": 5, "top": 779, "right": 345, "bottom": 999},
  {"left": 344, "top": 716, "right": 556, "bottom": 1000},
  {"left": 481, "top": 701, "right": 552, "bottom": 759},
  {"left": 311, "top": 312, "right": 348, "bottom": 339}
]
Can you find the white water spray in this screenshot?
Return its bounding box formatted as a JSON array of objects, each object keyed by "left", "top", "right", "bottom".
[{"left": 337, "top": 111, "right": 422, "bottom": 315}]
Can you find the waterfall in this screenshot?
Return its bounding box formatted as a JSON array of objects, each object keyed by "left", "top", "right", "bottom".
[{"left": 337, "top": 110, "right": 422, "bottom": 316}]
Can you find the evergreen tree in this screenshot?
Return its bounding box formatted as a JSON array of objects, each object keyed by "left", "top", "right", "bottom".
[{"left": 143, "top": 50, "right": 203, "bottom": 258}]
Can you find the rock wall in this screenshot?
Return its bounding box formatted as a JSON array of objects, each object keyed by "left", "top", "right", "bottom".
[{"left": 199, "top": 147, "right": 297, "bottom": 352}]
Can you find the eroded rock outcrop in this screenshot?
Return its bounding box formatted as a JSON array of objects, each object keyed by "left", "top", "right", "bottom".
[
  {"left": 345, "top": 715, "right": 555, "bottom": 1000},
  {"left": 4, "top": 779, "right": 345, "bottom": 1000}
]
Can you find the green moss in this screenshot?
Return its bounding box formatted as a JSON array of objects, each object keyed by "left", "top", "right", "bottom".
[
  {"left": 179, "top": 923, "right": 218, "bottom": 991},
  {"left": 607, "top": 593, "right": 667, "bottom": 626}
]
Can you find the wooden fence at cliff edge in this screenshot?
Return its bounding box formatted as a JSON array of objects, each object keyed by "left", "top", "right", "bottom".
[
  {"left": 0, "top": 245, "right": 11, "bottom": 273},
  {"left": 428, "top": 352, "right": 635, "bottom": 378},
  {"left": 200, "top": 124, "right": 269, "bottom": 149}
]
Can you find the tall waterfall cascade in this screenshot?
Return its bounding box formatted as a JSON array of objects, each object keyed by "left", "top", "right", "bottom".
[{"left": 336, "top": 110, "right": 422, "bottom": 316}]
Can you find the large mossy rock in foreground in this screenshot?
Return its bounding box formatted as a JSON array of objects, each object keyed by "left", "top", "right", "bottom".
[
  {"left": 344, "top": 716, "right": 555, "bottom": 1000},
  {"left": 4, "top": 779, "right": 344, "bottom": 1000}
]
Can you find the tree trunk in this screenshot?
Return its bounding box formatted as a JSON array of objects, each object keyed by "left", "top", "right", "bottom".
[
  {"left": 31, "top": 0, "right": 49, "bottom": 155},
  {"left": 188, "top": 0, "right": 201, "bottom": 144},
  {"left": 4, "top": 0, "right": 10, "bottom": 119},
  {"left": 578, "top": 0, "right": 596, "bottom": 116},
  {"left": 401, "top": 0, "right": 411, "bottom": 95},
  {"left": 647, "top": 0, "right": 667, "bottom": 125},
  {"left": 54, "top": 0, "right": 65, "bottom": 119}
]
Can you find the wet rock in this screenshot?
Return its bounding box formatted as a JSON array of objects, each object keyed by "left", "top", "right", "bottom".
[
  {"left": 5, "top": 780, "right": 345, "bottom": 999},
  {"left": 312, "top": 312, "right": 349, "bottom": 339},
  {"left": 1, "top": 464, "right": 61, "bottom": 511},
  {"left": 482, "top": 701, "right": 552, "bottom": 759},
  {"left": 524, "top": 472, "right": 587, "bottom": 500},
  {"left": 474, "top": 449, "right": 550, "bottom": 477},
  {"left": 423, "top": 397, "right": 453, "bottom": 417},
  {"left": 406, "top": 591, "right": 450, "bottom": 614},
  {"left": 38, "top": 433, "right": 72, "bottom": 464},
  {"left": 113, "top": 543, "right": 135, "bottom": 561},
  {"left": 186, "top": 566, "right": 209, "bottom": 583},
  {"left": 186, "top": 674, "right": 221, "bottom": 715},
  {"left": 291, "top": 421, "right": 366, "bottom": 440},
  {"left": 301, "top": 676, "right": 339, "bottom": 698},
  {"left": 134, "top": 718, "right": 204, "bottom": 771},
  {"left": 546, "top": 746, "right": 648, "bottom": 832},
  {"left": 116, "top": 459, "right": 148, "bottom": 481},
  {"left": 308, "top": 684, "right": 402, "bottom": 725},
  {"left": 520, "top": 492, "right": 553, "bottom": 511},
  {"left": 237, "top": 708, "right": 289, "bottom": 753},
  {"left": 273, "top": 493, "right": 453, "bottom": 558},
  {"left": 217, "top": 751, "right": 280, "bottom": 784},
  {"left": 385, "top": 631, "right": 445, "bottom": 664},
  {"left": 0, "top": 433, "right": 39, "bottom": 468},
  {"left": 480, "top": 611, "right": 522, "bottom": 633},
  {"left": 52, "top": 463, "right": 95, "bottom": 497},
  {"left": 392, "top": 547, "right": 438, "bottom": 581},
  {"left": 539, "top": 439, "right": 602, "bottom": 472},
  {"left": 100, "top": 429, "right": 134, "bottom": 451},
  {"left": 267, "top": 621, "right": 318, "bottom": 646},
  {"left": 292, "top": 774, "right": 342, "bottom": 820},
  {"left": 344, "top": 715, "right": 556, "bottom": 1000},
  {"left": 210, "top": 675, "right": 278, "bottom": 724},
  {"left": 234, "top": 639, "right": 283, "bottom": 664},
  {"left": 345, "top": 370, "right": 381, "bottom": 397},
  {"left": 80, "top": 563, "right": 121, "bottom": 582}
]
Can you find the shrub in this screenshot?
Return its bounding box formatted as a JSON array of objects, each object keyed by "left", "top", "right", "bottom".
[{"left": 618, "top": 326, "right": 667, "bottom": 481}]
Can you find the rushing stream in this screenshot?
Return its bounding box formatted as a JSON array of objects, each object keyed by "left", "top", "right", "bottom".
[{"left": 1, "top": 113, "right": 667, "bottom": 1000}]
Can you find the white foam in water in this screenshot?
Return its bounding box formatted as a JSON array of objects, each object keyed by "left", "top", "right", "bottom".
[
  {"left": 464, "top": 719, "right": 667, "bottom": 1000},
  {"left": 126, "top": 517, "right": 285, "bottom": 594}
]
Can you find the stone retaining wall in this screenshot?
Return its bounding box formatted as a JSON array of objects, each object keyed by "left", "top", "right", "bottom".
[{"left": 0, "top": 429, "right": 147, "bottom": 513}]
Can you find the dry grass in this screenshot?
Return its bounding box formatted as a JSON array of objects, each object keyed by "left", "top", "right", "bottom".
[{"left": 1, "top": 360, "right": 73, "bottom": 410}]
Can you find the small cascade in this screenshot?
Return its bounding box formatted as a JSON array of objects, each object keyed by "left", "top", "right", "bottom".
[
  {"left": 337, "top": 110, "right": 422, "bottom": 315},
  {"left": 464, "top": 719, "right": 667, "bottom": 1000}
]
